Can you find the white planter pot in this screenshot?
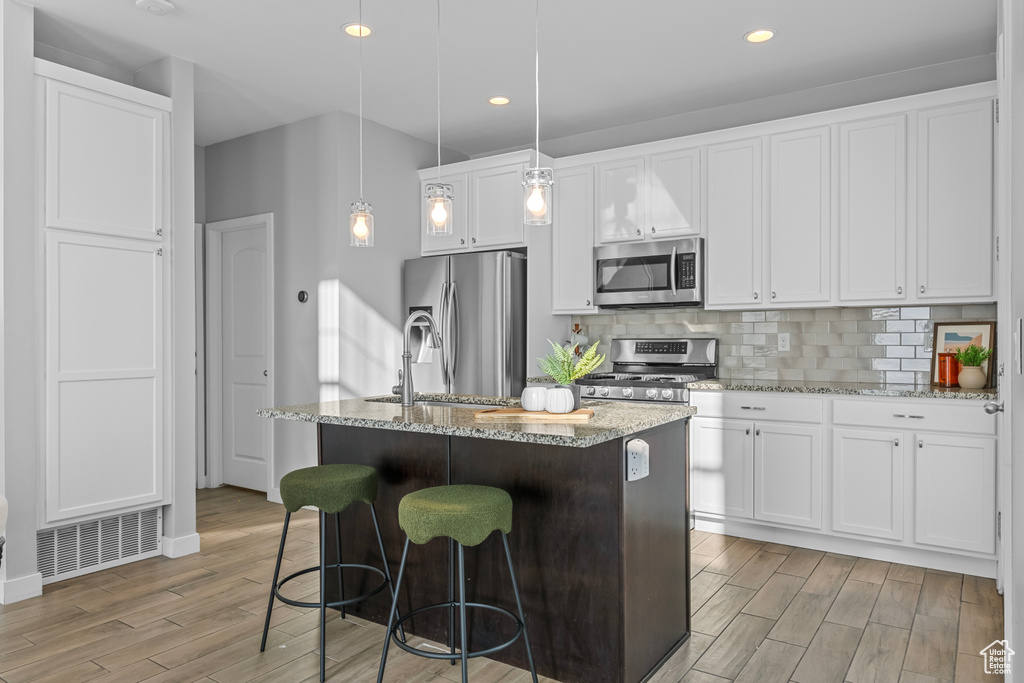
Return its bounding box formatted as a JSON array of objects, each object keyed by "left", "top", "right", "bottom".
[
  {"left": 545, "top": 385, "right": 581, "bottom": 413},
  {"left": 958, "top": 365, "right": 986, "bottom": 390},
  {"left": 521, "top": 387, "right": 548, "bottom": 412}
]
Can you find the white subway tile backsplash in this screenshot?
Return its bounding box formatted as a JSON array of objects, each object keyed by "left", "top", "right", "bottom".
[{"left": 574, "top": 305, "right": 991, "bottom": 385}]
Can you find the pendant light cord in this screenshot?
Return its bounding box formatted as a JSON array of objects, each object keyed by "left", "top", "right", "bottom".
[
  {"left": 358, "top": 0, "right": 364, "bottom": 201},
  {"left": 534, "top": 0, "right": 540, "bottom": 167},
  {"left": 436, "top": 0, "right": 442, "bottom": 181}
]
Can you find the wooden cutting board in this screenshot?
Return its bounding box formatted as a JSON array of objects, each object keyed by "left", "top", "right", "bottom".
[{"left": 473, "top": 407, "right": 595, "bottom": 422}]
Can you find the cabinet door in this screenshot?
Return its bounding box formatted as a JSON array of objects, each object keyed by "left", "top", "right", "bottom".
[
  {"left": 596, "top": 157, "right": 646, "bottom": 244},
  {"left": 421, "top": 173, "right": 469, "bottom": 254},
  {"left": 916, "top": 100, "right": 994, "bottom": 300},
  {"left": 552, "top": 166, "right": 597, "bottom": 313},
  {"left": 648, "top": 148, "right": 700, "bottom": 239},
  {"left": 754, "top": 423, "right": 821, "bottom": 529},
  {"left": 44, "top": 78, "right": 169, "bottom": 241},
  {"left": 706, "top": 138, "right": 763, "bottom": 307},
  {"left": 839, "top": 115, "right": 908, "bottom": 302},
  {"left": 832, "top": 428, "right": 904, "bottom": 541},
  {"left": 471, "top": 164, "right": 526, "bottom": 249},
  {"left": 914, "top": 433, "right": 996, "bottom": 554},
  {"left": 769, "top": 127, "right": 831, "bottom": 304},
  {"left": 45, "top": 231, "right": 165, "bottom": 522},
  {"left": 690, "top": 418, "right": 754, "bottom": 518}
]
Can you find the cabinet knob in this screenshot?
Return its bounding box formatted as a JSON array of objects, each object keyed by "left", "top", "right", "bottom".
[
  {"left": 894, "top": 438, "right": 899, "bottom": 447},
  {"left": 756, "top": 429, "right": 761, "bottom": 436},
  {"left": 920, "top": 285, "right": 925, "bottom": 294},
  {"left": 746, "top": 428, "right": 750, "bottom": 435},
  {"left": 651, "top": 226, "right": 656, "bottom": 234},
  {"left": 636, "top": 228, "right": 642, "bottom": 236},
  {"left": 472, "top": 237, "right": 477, "bottom": 244},
  {"left": 753, "top": 292, "right": 759, "bottom": 300},
  {"left": 264, "top": 370, "right": 268, "bottom": 377},
  {"left": 585, "top": 299, "right": 591, "bottom": 306},
  {"left": 771, "top": 291, "right": 776, "bottom": 299},
  {"left": 919, "top": 440, "right": 924, "bottom": 448},
  {"left": 460, "top": 239, "right": 465, "bottom": 245},
  {"left": 897, "top": 286, "right": 903, "bottom": 295}
]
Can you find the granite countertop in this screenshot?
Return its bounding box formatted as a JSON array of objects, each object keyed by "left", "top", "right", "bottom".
[
  {"left": 257, "top": 393, "right": 695, "bottom": 448},
  {"left": 526, "top": 377, "right": 995, "bottom": 401}
]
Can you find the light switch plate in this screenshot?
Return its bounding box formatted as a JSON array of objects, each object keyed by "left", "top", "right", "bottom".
[
  {"left": 778, "top": 333, "right": 790, "bottom": 352},
  {"left": 626, "top": 439, "right": 650, "bottom": 482}
]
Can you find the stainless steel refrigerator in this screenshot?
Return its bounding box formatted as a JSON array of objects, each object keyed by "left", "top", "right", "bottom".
[{"left": 403, "top": 250, "right": 526, "bottom": 397}]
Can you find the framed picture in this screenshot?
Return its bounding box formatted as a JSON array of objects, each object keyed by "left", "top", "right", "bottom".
[{"left": 930, "top": 321, "right": 996, "bottom": 387}]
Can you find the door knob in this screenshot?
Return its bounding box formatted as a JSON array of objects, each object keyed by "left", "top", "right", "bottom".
[{"left": 984, "top": 401, "right": 1004, "bottom": 414}]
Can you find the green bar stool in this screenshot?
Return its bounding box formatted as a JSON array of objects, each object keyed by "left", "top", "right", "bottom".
[
  {"left": 262, "top": 464, "right": 401, "bottom": 682},
  {"left": 376, "top": 484, "right": 538, "bottom": 683}
]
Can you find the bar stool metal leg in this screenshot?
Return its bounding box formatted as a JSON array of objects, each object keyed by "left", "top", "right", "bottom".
[
  {"left": 449, "top": 538, "right": 456, "bottom": 665},
  {"left": 376, "top": 538, "right": 412, "bottom": 683},
  {"left": 369, "top": 504, "right": 405, "bottom": 642},
  {"left": 260, "top": 511, "right": 291, "bottom": 652},
  {"left": 457, "top": 543, "right": 469, "bottom": 681},
  {"left": 319, "top": 511, "right": 328, "bottom": 682},
  {"left": 335, "top": 512, "right": 345, "bottom": 619},
  {"left": 502, "top": 533, "right": 538, "bottom": 683}
]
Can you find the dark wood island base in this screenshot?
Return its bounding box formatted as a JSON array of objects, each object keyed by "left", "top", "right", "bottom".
[{"left": 318, "top": 419, "right": 690, "bottom": 683}]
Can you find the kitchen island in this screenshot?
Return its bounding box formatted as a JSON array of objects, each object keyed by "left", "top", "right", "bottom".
[{"left": 259, "top": 394, "right": 695, "bottom": 683}]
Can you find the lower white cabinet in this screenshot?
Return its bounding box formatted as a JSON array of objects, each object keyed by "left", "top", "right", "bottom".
[
  {"left": 691, "top": 417, "right": 821, "bottom": 529},
  {"left": 914, "top": 433, "right": 996, "bottom": 554},
  {"left": 832, "top": 428, "right": 904, "bottom": 541}
]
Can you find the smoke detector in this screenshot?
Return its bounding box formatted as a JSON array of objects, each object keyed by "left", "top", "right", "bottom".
[{"left": 135, "top": 0, "right": 176, "bottom": 16}]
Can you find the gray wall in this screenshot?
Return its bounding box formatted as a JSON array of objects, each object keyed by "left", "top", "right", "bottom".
[{"left": 204, "top": 110, "right": 464, "bottom": 490}]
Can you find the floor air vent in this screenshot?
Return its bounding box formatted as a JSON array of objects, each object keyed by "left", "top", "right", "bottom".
[{"left": 37, "top": 508, "right": 162, "bottom": 584}]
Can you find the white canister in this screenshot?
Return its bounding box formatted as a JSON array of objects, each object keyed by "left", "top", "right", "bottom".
[
  {"left": 545, "top": 386, "right": 576, "bottom": 414},
  {"left": 521, "top": 387, "right": 548, "bottom": 412}
]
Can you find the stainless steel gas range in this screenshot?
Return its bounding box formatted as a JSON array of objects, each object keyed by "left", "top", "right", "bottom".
[{"left": 576, "top": 337, "right": 718, "bottom": 404}]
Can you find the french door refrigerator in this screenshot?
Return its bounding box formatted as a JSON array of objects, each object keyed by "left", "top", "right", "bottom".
[{"left": 403, "top": 250, "right": 526, "bottom": 397}]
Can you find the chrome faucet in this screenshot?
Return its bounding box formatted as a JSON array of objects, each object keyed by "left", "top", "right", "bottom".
[{"left": 393, "top": 310, "right": 443, "bottom": 407}]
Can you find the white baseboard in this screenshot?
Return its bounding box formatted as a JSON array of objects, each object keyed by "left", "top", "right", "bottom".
[
  {"left": 267, "top": 487, "right": 282, "bottom": 505},
  {"left": 162, "top": 532, "right": 201, "bottom": 558},
  {"left": 0, "top": 572, "right": 43, "bottom": 604}
]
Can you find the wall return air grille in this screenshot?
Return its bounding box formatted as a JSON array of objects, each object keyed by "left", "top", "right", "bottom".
[{"left": 37, "top": 508, "right": 162, "bottom": 583}]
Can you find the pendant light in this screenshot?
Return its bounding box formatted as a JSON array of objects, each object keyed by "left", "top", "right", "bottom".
[
  {"left": 522, "top": 0, "right": 552, "bottom": 226},
  {"left": 349, "top": 0, "right": 374, "bottom": 247},
  {"left": 425, "top": 0, "right": 453, "bottom": 236}
]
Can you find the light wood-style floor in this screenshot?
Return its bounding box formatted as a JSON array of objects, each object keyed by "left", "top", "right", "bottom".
[{"left": 0, "top": 487, "right": 1004, "bottom": 683}]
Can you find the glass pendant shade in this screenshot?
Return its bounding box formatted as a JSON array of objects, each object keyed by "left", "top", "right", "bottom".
[
  {"left": 424, "top": 183, "right": 454, "bottom": 236},
  {"left": 349, "top": 200, "right": 374, "bottom": 247},
  {"left": 523, "top": 167, "right": 553, "bottom": 226}
]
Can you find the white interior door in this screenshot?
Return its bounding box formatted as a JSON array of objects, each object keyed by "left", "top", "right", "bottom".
[{"left": 207, "top": 214, "right": 273, "bottom": 492}]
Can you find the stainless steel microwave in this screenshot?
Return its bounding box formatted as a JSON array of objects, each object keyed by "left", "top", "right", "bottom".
[{"left": 594, "top": 237, "right": 704, "bottom": 309}]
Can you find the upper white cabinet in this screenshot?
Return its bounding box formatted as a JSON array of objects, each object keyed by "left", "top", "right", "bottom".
[
  {"left": 597, "top": 157, "right": 646, "bottom": 243},
  {"left": 706, "top": 138, "right": 763, "bottom": 307},
  {"left": 551, "top": 165, "right": 597, "bottom": 314},
  {"left": 839, "top": 115, "right": 908, "bottom": 303},
  {"left": 596, "top": 148, "right": 700, "bottom": 245},
  {"left": 916, "top": 100, "right": 994, "bottom": 301},
  {"left": 420, "top": 173, "right": 468, "bottom": 254},
  {"left": 419, "top": 151, "right": 545, "bottom": 256},
  {"left": 44, "top": 78, "right": 170, "bottom": 241},
  {"left": 768, "top": 127, "right": 831, "bottom": 305}
]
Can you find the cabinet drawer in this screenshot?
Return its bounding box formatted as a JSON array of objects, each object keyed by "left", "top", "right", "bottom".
[
  {"left": 833, "top": 398, "right": 995, "bottom": 435},
  {"left": 691, "top": 392, "right": 822, "bottom": 424}
]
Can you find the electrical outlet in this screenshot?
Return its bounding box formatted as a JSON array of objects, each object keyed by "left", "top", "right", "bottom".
[
  {"left": 626, "top": 439, "right": 650, "bottom": 482},
  {"left": 778, "top": 333, "right": 790, "bottom": 352}
]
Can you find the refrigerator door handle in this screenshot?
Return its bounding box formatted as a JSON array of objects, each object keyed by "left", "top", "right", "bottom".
[
  {"left": 438, "top": 281, "right": 450, "bottom": 387},
  {"left": 448, "top": 281, "right": 459, "bottom": 386},
  {"left": 496, "top": 253, "right": 512, "bottom": 396}
]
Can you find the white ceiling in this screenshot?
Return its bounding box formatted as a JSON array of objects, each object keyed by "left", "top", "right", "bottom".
[{"left": 27, "top": 0, "right": 997, "bottom": 155}]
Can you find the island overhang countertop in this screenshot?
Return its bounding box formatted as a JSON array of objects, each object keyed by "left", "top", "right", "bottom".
[{"left": 258, "top": 393, "right": 696, "bottom": 448}]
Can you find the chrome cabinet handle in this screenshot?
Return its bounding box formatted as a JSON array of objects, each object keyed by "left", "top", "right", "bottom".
[
  {"left": 893, "top": 413, "right": 924, "bottom": 419},
  {"left": 740, "top": 406, "right": 766, "bottom": 411}
]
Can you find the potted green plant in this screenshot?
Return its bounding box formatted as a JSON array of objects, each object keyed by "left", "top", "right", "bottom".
[
  {"left": 536, "top": 339, "right": 606, "bottom": 412},
  {"left": 953, "top": 344, "right": 992, "bottom": 390}
]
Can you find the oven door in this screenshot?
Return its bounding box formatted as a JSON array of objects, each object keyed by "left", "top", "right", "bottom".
[{"left": 593, "top": 237, "right": 703, "bottom": 308}]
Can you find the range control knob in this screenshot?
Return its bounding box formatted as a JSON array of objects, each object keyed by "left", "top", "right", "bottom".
[
  {"left": 622, "top": 387, "right": 633, "bottom": 398},
  {"left": 645, "top": 388, "right": 658, "bottom": 399},
  {"left": 585, "top": 386, "right": 596, "bottom": 396},
  {"left": 661, "top": 389, "right": 674, "bottom": 400},
  {"left": 600, "top": 387, "right": 611, "bottom": 397}
]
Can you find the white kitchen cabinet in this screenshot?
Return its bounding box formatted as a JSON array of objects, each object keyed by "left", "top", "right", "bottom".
[
  {"left": 915, "top": 100, "right": 994, "bottom": 301},
  {"left": 647, "top": 147, "right": 700, "bottom": 239},
  {"left": 421, "top": 173, "right": 468, "bottom": 254},
  {"left": 596, "top": 157, "right": 646, "bottom": 243},
  {"left": 691, "top": 418, "right": 754, "bottom": 519},
  {"left": 471, "top": 163, "right": 526, "bottom": 249},
  {"left": 768, "top": 127, "right": 831, "bottom": 305},
  {"left": 838, "top": 115, "right": 908, "bottom": 303},
  {"left": 754, "top": 423, "right": 822, "bottom": 529},
  {"left": 706, "top": 138, "right": 763, "bottom": 307},
  {"left": 551, "top": 165, "right": 597, "bottom": 314},
  {"left": 914, "top": 432, "right": 996, "bottom": 555},
  {"left": 832, "top": 427, "right": 904, "bottom": 541}
]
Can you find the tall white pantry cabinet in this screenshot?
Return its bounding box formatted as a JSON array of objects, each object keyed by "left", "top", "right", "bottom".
[{"left": 37, "top": 62, "right": 172, "bottom": 533}]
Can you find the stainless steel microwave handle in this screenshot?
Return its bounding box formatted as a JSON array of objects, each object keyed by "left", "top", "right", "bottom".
[{"left": 670, "top": 246, "right": 677, "bottom": 296}]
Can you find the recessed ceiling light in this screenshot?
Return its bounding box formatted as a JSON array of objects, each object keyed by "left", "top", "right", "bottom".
[
  {"left": 488, "top": 96, "right": 510, "bottom": 106},
  {"left": 744, "top": 28, "right": 775, "bottom": 43},
  {"left": 343, "top": 23, "right": 372, "bottom": 37}
]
